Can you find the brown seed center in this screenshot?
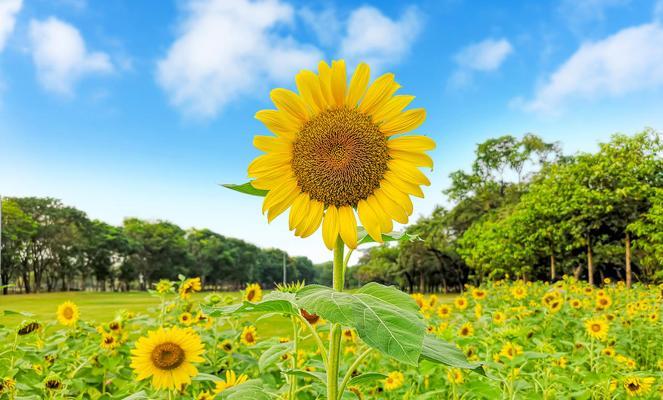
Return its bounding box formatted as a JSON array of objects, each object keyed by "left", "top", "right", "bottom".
[
  {"left": 291, "top": 107, "right": 389, "bottom": 207},
  {"left": 151, "top": 342, "right": 185, "bottom": 370},
  {"left": 63, "top": 307, "right": 74, "bottom": 319}
]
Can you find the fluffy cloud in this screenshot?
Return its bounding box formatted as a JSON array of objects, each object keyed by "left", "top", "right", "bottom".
[
  {"left": 520, "top": 23, "right": 663, "bottom": 113},
  {"left": 29, "top": 17, "right": 113, "bottom": 95},
  {"left": 339, "top": 6, "right": 422, "bottom": 71},
  {"left": 157, "top": 0, "right": 322, "bottom": 118},
  {"left": 559, "top": 0, "right": 630, "bottom": 29},
  {"left": 0, "top": 0, "right": 22, "bottom": 52},
  {"left": 449, "top": 38, "right": 513, "bottom": 88}
]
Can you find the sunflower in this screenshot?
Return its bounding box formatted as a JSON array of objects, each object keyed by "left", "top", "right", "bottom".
[
  {"left": 218, "top": 339, "right": 235, "bottom": 353},
  {"left": 585, "top": 318, "right": 609, "bottom": 341},
  {"left": 179, "top": 312, "right": 194, "bottom": 326},
  {"left": 130, "top": 326, "right": 205, "bottom": 390},
  {"left": 108, "top": 320, "right": 122, "bottom": 333},
  {"left": 100, "top": 333, "right": 119, "bottom": 351},
  {"left": 155, "top": 279, "right": 173, "bottom": 294},
  {"left": 17, "top": 321, "right": 42, "bottom": 336},
  {"left": 446, "top": 368, "right": 464, "bottom": 384},
  {"left": 454, "top": 297, "right": 468, "bottom": 310},
  {"left": 214, "top": 370, "right": 249, "bottom": 394},
  {"left": 179, "top": 277, "right": 202, "bottom": 300},
  {"left": 383, "top": 371, "right": 404, "bottom": 391},
  {"left": 596, "top": 295, "right": 612, "bottom": 310},
  {"left": 623, "top": 376, "right": 655, "bottom": 397},
  {"left": 243, "top": 283, "right": 263, "bottom": 303},
  {"left": 196, "top": 391, "right": 214, "bottom": 400},
  {"left": 56, "top": 301, "right": 79, "bottom": 326},
  {"left": 0, "top": 377, "right": 16, "bottom": 394},
  {"left": 471, "top": 288, "right": 487, "bottom": 300},
  {"left": 492, "top": 311, "right": 506, "bottom": 325},
  {"left": 343, "top": 329, "right": 357, "bottom": 342},
  {"left": 241, "top": 326, "right": 258, "bottom": 346},
  {"left": 569, "top": 299, "right": 582, "bottom": 309},
  {"left": 499, "top": 342, "right": 523, "bottom": 360},
  {"left": 43, "top": 375, "right": 62, "bottom": 391},
  {"left": 511, "top": 286, "right": 527, "bottom": 299},
  {"left": 458, "top": 322, "right": 474, "bottom": 337},
  {"left": 437, "top": 304, "right": 452, "bottom": 319},
  {"left": 427, "top": 294, "right": 438, "bottom": 308},
  {"left": 602, "top": 347, "right": 616, "bottom": 357},
  {"left": 247, "top": 60, "right": 434, "bottom": 250}
]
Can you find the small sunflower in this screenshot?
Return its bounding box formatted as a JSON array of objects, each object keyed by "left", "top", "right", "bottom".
[
  {"left": 248, "top": 60, "right": 434, "bottom": 250},
  {"left": 179, "top": 277, "right": 202, "bottom": 300},
  {"left": 383, "top": 371, "right": 404, "bottom": 391},
  {"left": 511, "top": 286, "right": 527, "bottom": 299},
  {"left": 0, "top": 377, "right": 16, "bottom": 394},
  {"left": 623, "top": 376, "right": 655, "bottom": 397},
  {"left": 492, "top": 311, "right": 506, "bottom": 325},
  {"left": 342, "top": 329, "right": 357, "bottom": 342},
  {"left": 446, "top": 368, "right": 464, "bottom": 384},
  {"left": 100, "top": 333, "right": 119, "bottom": 351},
  {"left": 218, "top": 339, "right": 234, "bottom": 354},
  {"left": 43, "top": 375, "right": 62, "bottom": 391},
  {"left": 454, "top": 297, "right": 468, "bottom": 310},
  {"left": 458, "top": 322, "right": 474, "bottom": 337},
  {"left": 570, "top": 299, "right": 582, "bottom": 309},
  {"left": 602, "top": 347, "right": 616, "bottom": 357},
  {"left": 499, "top": 342, "right": 523, "bottom": 360},
  {"left": 427, "top": 294, "right": 438, "bottom": 308},
  {"left": 155, "top": 279, "right": 173, "bottom": 294},
  {"left": 108, "top": 320, "right": 122, "bottom": 333},
  {"left": 130, "top": 326, "right": 205, "bottom": 390},
  {"left": 56, "top": 301, "right": 79, "bottom": 326},
  {"left": 596, "top": 295, "right": 612, "bottom": 310},
  {"left": 214, "top": 370, "right": 248, "bottom": 394},
  {"left": 179, "top": 312, "right": 194, "bottom": 326},
  {"left": 196, "top": 391, "right": 214, "bottom": 400},
  {"left": 241, "top": 326, "right": 258, "bottom": 346},
  {"left": 437, "top": 304, "right": 452, "bottom": 319},
  {"left": 243, "top": 283, "right": 263, "bottom": 303},
  {"left": 585, "top": 318, "right": 609, "bottom": 341},
  {"left": 412, "top": 293, "right": 426, "bottom": 309},
  {"left": 471, "top": 288, "right": 487, "bottom": 300}
]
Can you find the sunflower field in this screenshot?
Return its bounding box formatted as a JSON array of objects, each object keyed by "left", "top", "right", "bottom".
[{"left": 0, "top": 276, "right": 661, "bottom": 399}]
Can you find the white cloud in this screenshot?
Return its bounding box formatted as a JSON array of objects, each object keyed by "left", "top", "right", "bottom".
[
  {"left": 299, "top": 6, "right": 342, "bottom": 46},
  {"left": 157, "top": 0, "right": 322, "bottom": 118},
  {"left": 339, "top": 6, "right": 422, "bottom": 71},
  {"left": 29, "top": 17, "right": 113, "bottom": 95},
  {"left": 559, "top": 0, "right": 630, "bottom": 28},
  {"left": 454, "top": 38, "right": 513, "bottom": 71},
  {"left": 0, "top": 0, "right": 22, "bottom": 52},
  {"left": 520, "top": 23, "right": 663, "bottom": 113}
]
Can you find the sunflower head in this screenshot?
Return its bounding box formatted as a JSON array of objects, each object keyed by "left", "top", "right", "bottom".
[
  {"left": 437, "top": 304, "right": 452, "bottom": 318},
  {"left": 56, "top": 301, "right": 79, "bottom": 326},
  {"left": 383, "top": 371, "right": 405, "bottom": 391},
  {"left": 446, "top": 368, "right": 464, "bottom": 384},
  {"left": 243, "top": 283, "right": 263, "bottom": 303},
  {"left": 179, "top": 277, "right": 202, "bottom": 299},
  {"left": 240, "top": 326, "right": 258, "bottom": 346},
  {"left": 215, "top": 370, "right": 249, "bottom": 394},
  {"left": 100, "top": 333, "right": 118, "bottom": 351},
  {"left": 458, "top": 322, "right": 474, "bottom": 337},
  {"left": 17, "top": 320, "right": 42, "bottom": 336},
  {"left": 454, "top": 297, "right": 468, "bottom": 310},
  {"left": 43, "top": 375, "right": 62, "bottom": 391},
  {"left": 247, "top": 60, "right": 434, "bottom": 250},
  {"left": 585, "top": 318, "right": 609, "bottom": 341},
  {"left": 623, "top": 376, "right": 655, "bottom": 396},
  {"left": 218, "top": 339, "right": 234, "bottom": 354},
  {"left": 130, "top": 326, "right": 205, "bottom": 390}
]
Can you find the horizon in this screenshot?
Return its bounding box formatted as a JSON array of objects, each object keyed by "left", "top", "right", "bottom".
[{"left": 2, "top": 0, "right": 663, "bottom": 263}]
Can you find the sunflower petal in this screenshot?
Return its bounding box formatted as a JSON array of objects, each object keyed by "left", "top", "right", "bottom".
[
  {"left": 255, "top": 110, "right": 297, "bottom": 140},
  {"left": 296, "top": 70, "right": 327, "bottom": 113},
  {"left": 383, "top": 171, "right": 424, "bottom": 198},
  {"left": 388, "top": 159, "right": 431, "bottom": 186},
  {"left": 289, "top": 193, "right": 310, "bottom": 231},
  {"left": 267, "top": 188, "right": 299, "bottom": 223},
  {"left": 357, "top": 199, "right": 382, "bottom": 243},
  {"left": 381, "top": 108, "right": 426, "bottom": 136},
  {"left": 380, "top": 180, "right": 413, "bottom": 215},
  {"left": 262, "top": 178, "right": 298, "bottom": 214},
  {"left": 318, "top": 61, "right": 334, "bottom": 106},
  {"left": 253, "top": 135, "right": 292, "bottom": 153},
  {"left": 331, "top": 60, "right": 347, "bottom": 107},
  {"left": 390, "top": 149, "right": 434, "bottom": 168},
  {"left": 271, "top": 88, "right": 310, "bottom": 122},
  {"left": 372, "top": 95, "right": 415, "bottom": 124},
  {"left": 388, "top": 135, "right": 436, "bottom": 152},
  {"left": 338, "top": 206, "right": 358, "bottom": 249},
  {"left": 374, "top": 188, "right": 408, "bottom": 224},
  {"left": 346, "top": 62, "right": 370, "bottom": 107},
  {"left": 322, "top": 205, "right": 340, "bottom": 250},
  {"left": 366, "top": 195, "right": 393, "bottom": 233},
  {"left": 359, "top": 73, "right": 400, "bottom": 116},
  {"left": 247, "top": 153, "right": 291, "bottom": 177},
  {"left": 300, "top": 200, "right": 324, "bottom": 238}
]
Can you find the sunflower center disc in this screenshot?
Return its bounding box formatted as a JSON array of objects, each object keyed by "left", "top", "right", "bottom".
[
  {"left": 151, "top": 342, "right": 185, "bottom": 370},
  {"left": 292, "top": 107, "right": 389, "bottom": 207},
  {"left": 63, "top": 307, "right": 74, "bottom": 319}
]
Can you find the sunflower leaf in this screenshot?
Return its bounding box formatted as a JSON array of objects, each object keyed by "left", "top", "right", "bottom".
[
  {"left": 222, "top": 182, "right": 269, "bottom": 197},
  {"left": 348, "top": 372, "right": 388, "bottom": 386},
  {"left": 258, "top": 342, "right": 292, "bottom": 373},
  {"left": 200, "top": 299, "right": 297, "bottom": 317},
  {"left": 357, "top": 226, "right": 421, "bottom": 245},
  {"left": 420, "top": 335, "right": 487, "bottom": 376}
]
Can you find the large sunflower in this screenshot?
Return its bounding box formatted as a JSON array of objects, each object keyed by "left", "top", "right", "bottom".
[
  {"left": 248, "top": 60, "right": 435, "bottom": 249},
  {"left": 130, "top": 326, "right": 204, "bottom": 390},
  {"left": 56, "top": 301, "right": 79, "bottom": 326}
]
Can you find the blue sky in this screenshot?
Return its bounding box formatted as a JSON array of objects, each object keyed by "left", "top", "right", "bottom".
[{"left": 1, "top": 0, "right": 662, "bottom": 263}]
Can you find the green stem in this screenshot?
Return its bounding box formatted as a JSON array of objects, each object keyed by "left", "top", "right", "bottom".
[
  {"left": 337, "top": 348, "right": 372, "bottom": 398},
  {"left": 327, "top": 237, "right": 345, "bottom": 400},
  {"left": 295, "top": 314, "right": 328, "bottom": 366},
  {"left": 9, "top": 331, "right": 18, "bottom": 370},
  {"left": 289, "top": 316, "right": 299, "bottom": 400}
]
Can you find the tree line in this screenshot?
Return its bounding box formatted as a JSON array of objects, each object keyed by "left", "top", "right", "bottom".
[
  {"left": 351, "top": 129, "right": 662, "bottom": 292},
  {"left": 0, "top": 197, "right": 323, "bottom": 294}
]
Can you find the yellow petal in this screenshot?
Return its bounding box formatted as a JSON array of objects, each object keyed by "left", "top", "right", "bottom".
[
  {"left": 383, "top": 171, "right": 424, "bottom": 198},
  {"left": 374, "top": 189, "right": 408, "bottom": 224},
  {"left": 300, "top": 200, "right": 324, "bottom": 238},
  {"left": 366, "top": 195, "right": 393, "bottom": 233},
  {"left": 253, "top": 135, "right": 292, "bottom": 153},
  {"left": 338, "top": 206, "right": 358, "bottom": 249},
  {"left": 388, "top": 135, "right": 436, "bottom": 152},
  {"left": 371, "top": 95, "right": 415, "bottom": 124},
  {"left": 390, "top": 149, "right": 434, "bottom": 168},
  {"left": 357, "top": 199, "right": 382, "bottom": 243},
  {"left": 270, "top": 88, "right": 310, "bottom": 122},
  {"left": 331, "top": 60, "right": 347, "bottom": 107},
  {"left": 255, "top": 110, "right": 297, "bottom": 140},
  {"left": 388, "top": 159, "right": 431, "bottom": 186},
  {"left": 380, "top": 108, "right": 426, "bottom": 136},
  {"left": 359, "top": 73, "right": 400, "bottom": 116},
  {"left": 247, "top": 153, "right": 291, "bottom": 177},
  {"left": 380, "top": 180, "right": 413, "bottom": 215},
  {"left": 262, "top": 178, "right": 298, "bottom": 214},
  {"left": 322, "top": 205, "right": 340, "bottom": 250},
  {"left": 252, "top": 167, "right": 294, "bottom": 190},
  {"left": 296, "top": 70, "right": 327, "bottom": 113},
  {"left": 317, "top": 61, "right": 334, "bottom": 106},
  {"left": 345, "top": 62, "right": 370, "bottom": 107},
  {"left": 267, "top": 188, "right": 300, "bottom": 223},
  {"left": 289, "top": 193, "right": 310, "bottom": 231}
]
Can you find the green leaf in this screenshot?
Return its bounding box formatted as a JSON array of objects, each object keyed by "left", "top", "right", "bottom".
[
  {"left": 2, "top": 310, "right": 35, "bottom": 317},
  {"left": 222, "top": 182, "right": 268, "bottom": 197},
  {"left": 420, "top": 335, "right": 486, "bottom": 376},
  {"left": 218, "top": 379, "right": 275, "bottom": 399},
  {"left": 121, "top": 392, "right": 149, "bottom": 400},
  {"left": 347, "top": 372, "right": 387, "bottom": 386},
  {"left": 357, "top": 226, "right": 420, "bottom": 245},
  {"left": 258, "top": 343, "right": 292, "bottom": 373},
  {"left": 282, "top": 369, "right": 327, "bottom": 384},
  {"left": 201, "top": 299, "right": 297, "bottom": 317},
  {"left": 296, "top": 283, "right": 425, "bottom": 366},
  {"left": 192, "top": 373, "right": 223, "bottom": 382}
]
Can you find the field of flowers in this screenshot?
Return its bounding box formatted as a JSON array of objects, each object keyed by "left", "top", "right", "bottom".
[{"left": 0, "top": 276, "right": 661, "bottom": 399}]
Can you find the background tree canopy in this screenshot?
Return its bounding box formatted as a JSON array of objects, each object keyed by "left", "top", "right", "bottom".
[{"left": 2, "top": 130, "right": 661, "bottom": 294}]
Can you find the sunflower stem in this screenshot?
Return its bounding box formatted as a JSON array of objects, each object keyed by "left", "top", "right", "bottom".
[
  {"left": 337, "top": 348, "right": 372, "bottom": 399},
  {"left": 289, "top": 316, "right": 299, "bottom": 400},
  {"left": 327, "top": 237, "right": 345, "bottom": 400}
]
